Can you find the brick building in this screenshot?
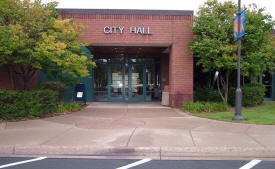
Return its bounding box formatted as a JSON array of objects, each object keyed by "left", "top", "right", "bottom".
[
  {"left": 1, "top": 9, "right": 274, "bottom": 106},
  {"left": 1, "top": 9, "right": 195, "bottom": 108},
  {"left": 61, "top": 9, "right": 194, "bottom": 107}
]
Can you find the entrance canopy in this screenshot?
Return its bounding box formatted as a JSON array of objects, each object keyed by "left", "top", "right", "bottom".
[
  {"left": 88, "top": 46, "right": 168, "bottom": 102},
  {"left": 88, "top": 46, "right": 169, "bottom": 58}
]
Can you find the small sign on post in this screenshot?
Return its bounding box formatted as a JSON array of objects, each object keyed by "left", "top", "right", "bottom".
[{"left": 74, "top": 84, "right": 86, "bottom": 104}]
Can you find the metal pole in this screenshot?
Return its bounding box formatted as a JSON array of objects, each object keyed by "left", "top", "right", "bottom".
[{"left": 233, "top": 0, "right": 244, "bottom": 121}]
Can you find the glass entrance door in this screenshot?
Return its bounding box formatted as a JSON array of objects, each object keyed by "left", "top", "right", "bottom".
[
  {"left": 128, "top": 64, "right": 145, "bottom": 101},
  {"left": 109, "top": 64, "right": 124, "bottom": 101},
  {"left": 94, "top": 57, "right": 160, "bottom": 102}
]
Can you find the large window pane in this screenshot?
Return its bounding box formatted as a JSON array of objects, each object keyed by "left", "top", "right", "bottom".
[
  {"left": 94, "top": 63, "right": 108, "bottom": 101},
  {"left": 131, "top": 65, "right": 143, "bottom": 99},
  {"left": 110, "top": 65, "right": 123, "bottom": 98}
]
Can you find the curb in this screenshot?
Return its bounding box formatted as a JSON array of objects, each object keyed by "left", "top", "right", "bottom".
[
  {"left": 1, "top": 146, "right": 275, "bottom": 159},
  {"left": 161, "top": 147, "right": 275, "bottom": 159},
  {"left": 13, "top": 146, "right": 160, "bottom": 157},
  {"left": 0, "top": 146, "right": 14, "bottom": 155},
  {"left": 0, "top": 121, "right": 6, "bottom": 130}
]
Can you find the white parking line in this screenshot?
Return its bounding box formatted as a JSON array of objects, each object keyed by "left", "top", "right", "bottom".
[
  {"left": 116, "top": 158, "right": 152, "bottom": 169},
  {"left": 239, "top": 159, "right": 262, "bottom": 169},
  {"left": 0, "top": 157, "right": 47, "bottom": 169}
]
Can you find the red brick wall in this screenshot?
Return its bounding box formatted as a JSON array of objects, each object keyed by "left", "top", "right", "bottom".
[
  {"left": 168, "top": 21, "right": 194, "bottom": 107},
  {"left": 63, "top": 14, "right": 192, "bottom": 46},
  {"left": 62, "top": 13, "right": 194, "bottom": 107},
  {"left": 0, "top": 66, "right": 38, "bottom": 90},
  {"left": 161, "top": 53, "right": 169, "bottom": 90}
]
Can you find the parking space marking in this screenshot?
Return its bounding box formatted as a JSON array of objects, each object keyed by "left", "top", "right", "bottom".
[
  {"left": 116, "top": 158, "right": 152, "bottom": 169},
  {"left": 0, "top": 157, "right": 47, "bottom": 169},
  {"left": 239, "top": 159, "right": 262, "bottom": 169}
]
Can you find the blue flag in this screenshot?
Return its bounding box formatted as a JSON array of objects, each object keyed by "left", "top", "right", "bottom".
[{"left": 234, "top": 9, "right": 246, "bottom": 41}]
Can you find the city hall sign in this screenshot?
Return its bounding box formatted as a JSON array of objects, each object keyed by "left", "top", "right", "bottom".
[{"left": 103, "top": 26, "right": 152, "bottom": 35}]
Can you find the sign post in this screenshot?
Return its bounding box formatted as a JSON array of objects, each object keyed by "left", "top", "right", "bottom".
[{"left": 233, "top": 0, "right": 245, "bottom": 121}]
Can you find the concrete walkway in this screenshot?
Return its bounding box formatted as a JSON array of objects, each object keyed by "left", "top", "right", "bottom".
[{"left": 1, "top": 102, "right": 275, "bottom": 159}]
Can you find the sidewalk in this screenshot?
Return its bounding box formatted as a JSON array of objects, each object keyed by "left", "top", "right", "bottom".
[{"left": 0, "top": 102, "right": 275, "bottom": 159}]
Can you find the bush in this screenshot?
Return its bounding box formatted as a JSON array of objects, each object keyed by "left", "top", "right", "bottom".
[
  {"left": 25, "top": 89, "right": 58, "bottom": 118},
  {"left": 39, "top": 82, "right": 66, "bottom": 102},
  {"left": 182, "top": 102, "right": 204, "bottom": 112},
  {"left": 182, "top": 101, "right": 228, "bottom": 113},
  {"left": 195, "top": 86, "right": 222, "bottom": 102},
  {"left": 228, "top": 83, "right": 265, "bottom": 107},
  {"left": 56, "top": 102, "right": 84, "bottom": 113},
  {"left": 0, "top": 89, "right": 58, "bottom": 120},
  {"left": 0, "top": 89, "right": 26, "bottom": 120}
]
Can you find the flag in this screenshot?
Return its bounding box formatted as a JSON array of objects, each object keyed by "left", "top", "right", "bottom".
[{"left": 234, "top": 9, "right": 246, "bottom": 41}]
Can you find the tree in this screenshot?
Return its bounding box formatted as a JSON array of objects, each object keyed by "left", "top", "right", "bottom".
[
  {"left": 190, "top": 0, "right": 237, "bottom": 102},
  {"left": 190, "top": 0, "right": 275, "bottom": 102},
  {"left": 242, "top": 4, "right": 275, "bottom": 81},
  {"left": 0, "top": 0, "right": 95, "bottom": 90}
]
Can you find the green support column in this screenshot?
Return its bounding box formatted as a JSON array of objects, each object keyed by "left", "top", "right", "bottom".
[{"left": 80, "top": 46, "right": 94, "bottom": 102}]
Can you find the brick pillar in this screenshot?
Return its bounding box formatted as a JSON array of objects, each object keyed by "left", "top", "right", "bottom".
[
  {"left": 169, "top": 44, "right": 193, "bottom": 108},
  {"left": 161, "top": 53, "right": 169, "bottom": 90}
]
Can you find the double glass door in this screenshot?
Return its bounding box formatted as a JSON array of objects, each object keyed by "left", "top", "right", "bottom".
[
  {"left": 109, "top": 64, "right": 124, "bottom": 101},
  {"left": 93, "top": 58, "right": 161, "bottom": 102},
  {"left": 109, "top": 64, "right": 144, "bottom": 101}
]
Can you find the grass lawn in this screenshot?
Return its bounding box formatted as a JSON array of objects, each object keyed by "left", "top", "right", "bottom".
[{"left": 191, "top": 102, "right": 275, "bottom": 125}]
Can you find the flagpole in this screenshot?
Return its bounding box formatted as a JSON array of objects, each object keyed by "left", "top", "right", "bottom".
[{"left": 233, "top": 0, "right": 244, "bottom": 121}]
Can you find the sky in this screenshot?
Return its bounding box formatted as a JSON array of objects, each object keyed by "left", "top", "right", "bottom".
[{"left": 41, "top": 0, "right": 275, "bottom": 18}]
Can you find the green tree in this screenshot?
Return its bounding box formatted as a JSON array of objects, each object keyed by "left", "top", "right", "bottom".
[
  {"left": 0, "top": 0, "right": 95, "bottom": 90},
  {"left": 272, "top": 34, "right": 275, "bottom": 58},
  {"left": 190, "top": 0, "right": 275, "bottom": 102},
  {"left": 242, "top": 4, "right": 275, "bottom": 81}
]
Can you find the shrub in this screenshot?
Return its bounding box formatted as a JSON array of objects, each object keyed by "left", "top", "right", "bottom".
[
  {"left": 182, "top": 102, "right": 204, "bottom": 112},
  {"left": 39, "top": 82, "right": 66, "bottom": 102},
  {"left": 25, "top": 89, "right": 58, "bottom": 118},
  {"left": 0, "top": 89, "right": 26, "bottom": 120},
  {"left": 182, "top": 101, "right": 227, "bottom": 113},
  {"left": 195, "top": 86, "right": 222, "bottom": 102},
  {"left": 228, "top": 83, "right": 265, "bottom": 107},
  {"left": 56, "top": 102, "right": 84, "bottom": 113},
  {"left": 0, "top": 89, "right": 58, "bottom": 120}
]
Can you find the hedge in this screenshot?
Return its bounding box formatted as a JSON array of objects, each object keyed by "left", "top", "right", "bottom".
[
  {"left": 228, "top": 83, "right": 265, "bottom": 107},
  {"left": 0, "top": 89, "right": 58, "bottom": 120},
  {"left": 182, "top": 101, "right": 228, "bottom": 113},
  {"left": 195, "top": 86, "right": 222, "bottom": 102},
  {"left": 39, "top": 81, "right": 66, "bottom": 102},
  {"left": 56, "top": 102, "right": 84, "bottom": 113}
]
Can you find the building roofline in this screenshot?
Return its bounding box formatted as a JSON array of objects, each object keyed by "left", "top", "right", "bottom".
[{"left": 59, "top": 8, "right": 193, "bottom": 16}]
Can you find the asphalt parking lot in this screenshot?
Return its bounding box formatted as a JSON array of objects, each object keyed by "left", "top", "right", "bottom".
[{"left": 0, "top": 157, "right": 275, "bottom": 169}]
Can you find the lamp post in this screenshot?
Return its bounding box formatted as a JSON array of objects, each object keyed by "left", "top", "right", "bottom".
[{"left": 233, "top": 0, "right": 244, "bottom": 121}]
